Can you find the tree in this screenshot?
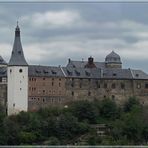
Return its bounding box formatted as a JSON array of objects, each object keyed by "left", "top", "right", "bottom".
[
  {"left": 3, "top": 117, "right": 20, "bottom": 145},
  {"left": 99, "top": 98, "right": 119, "bottom": 119},
  {"left": 55, "top": 113, "right": 80, "bottom": 140},
  {"left": 124, "top": 97, "right": 141, "bottom": 112},
  {"left": 69, "top": 100, "right": 99, "bottom": 123}
]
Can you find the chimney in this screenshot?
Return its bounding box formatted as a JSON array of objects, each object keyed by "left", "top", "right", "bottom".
[{"left": 88, "top": 56, "right": 94, "bottom": 65}]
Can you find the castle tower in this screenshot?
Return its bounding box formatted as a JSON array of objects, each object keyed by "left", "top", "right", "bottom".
[
  {"left": 7, "top": 24, "right": 28, "bottom": 115},
  {"left": 105, "top": 51, "right": 122, "bottom": 68}
]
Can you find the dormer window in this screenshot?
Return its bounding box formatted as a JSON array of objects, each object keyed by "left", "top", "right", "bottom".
[
  {"left": 136, "top": 74, "right": 139, "bottom": 77},
  {"left": 113, "top": 73, "right": 117, "bottom": 76},
  {"left": 75, "top": 70, "right": 80, "bottom": 76}
]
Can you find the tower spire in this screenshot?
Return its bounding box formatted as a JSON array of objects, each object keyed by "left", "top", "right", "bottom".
[{"left": 8, "top": 24, "right": 28, "bottom": 66}]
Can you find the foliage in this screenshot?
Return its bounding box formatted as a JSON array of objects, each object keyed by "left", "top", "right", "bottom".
[
  {"left": 0, "top": 97, "right": 148, "bottom": 145},
  {"left": 45, "top": 137, "right": 60, "bottom": 145},
  {"left": 68, "top": 100, "right": 99, "bottom": 123},
  {"left": 124, "top": 97, "right": 141, "bottom": 112},
  {"left": 99, "top": 98, "right": 120, "bottom": 119}
]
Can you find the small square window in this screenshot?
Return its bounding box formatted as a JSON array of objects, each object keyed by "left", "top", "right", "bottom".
[
  {"left": 88, "top": 91, "right": 91, "bottom": 96},
  {"left": 113, "top": 73, "right": 117, "bottom": 76},
  {"left": 145, "top": 83, "right": 148, "bottom": 89},
  {"left": 121, "top": 83, "right": 125, "bottom": 89},
  {"left": 72, "top": 91, "right": 74, "bottom": 96}
]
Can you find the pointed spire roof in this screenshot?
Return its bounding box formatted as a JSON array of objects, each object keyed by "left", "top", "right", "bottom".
[{"left": 8, "top": 23, "right": 28, "bottom": 66}]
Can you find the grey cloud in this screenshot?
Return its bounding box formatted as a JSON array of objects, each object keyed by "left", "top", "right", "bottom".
[{"left": 0, "top": 3, "right": 148, "bottom": 72}]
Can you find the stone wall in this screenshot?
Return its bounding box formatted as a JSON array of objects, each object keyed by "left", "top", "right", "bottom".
[
  {"left": 65, "top": 78, "right": 137, "bottom": 105},
  {"left": 28, "top": 76, "right": 148, "bottom": 110},
  {"left": 28, "top": 76, "right": 66, "bottom": 111}
]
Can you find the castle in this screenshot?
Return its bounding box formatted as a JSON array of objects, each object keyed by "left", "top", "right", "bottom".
[{"left": 0, "top": 25, "right": 148, "bottom": 115}]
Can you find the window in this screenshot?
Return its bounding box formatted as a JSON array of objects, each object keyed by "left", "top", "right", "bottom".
[
  {"left": 2, "top": 78, "right": 7, "bottom": 83},
  {"left": 71, "top": 83, "right": 74, "bottom": 87},
  {"left": 19, "top": 69, "right": 23, "bottom": 73},
  {"left": 43, "top": 98, "right": 45, "bottom": 102},
  {"left": 137, "top": 83, "right": 141, "bottom": 89},
  {"left": 43, "top": 90, "right": 45, "bottom": 93},
  {"left": 96, "top": 81, "right": 100, "bottom": 88},
  {"left": 79, "top": 83, "right": 82, "bottom": 88},
  {"left": 59, "top": 83, "right": 61, "bottom": 87},
  {"left": 104, "top": 95, "right": 106, "bottom": 98},
  {"left": 43, "top": 78, "right": 45, "bottom": 80},
  {"left": 88, "top": 91, "right": 91, "bottom": 96},
  {"left": 72, "top": 91, "right": 74, "bottom": 96},
  {"left": 113, "top": 73, "right": 117, "bottom": 76},
  {"left": 112, "top": 83, "right": 116, "bottom": 89},
  {"left": 59, "top": 78, "right": 61, "bottom": 81},
  {"left": 0, "top": 78, "right": 2, "bottom": 82},
  {"left": 52, "top": 82, "right": 54, "bottom": 86},
  {"left": 145, "top": 83, "right": 148, "bottom": 89},
  {"left": 10, "top": 69, "right": 12, "bottom": 73},
  {"left": 104, "top": 83, "right": 107, "bottom": 89},
  {"left": 121, "top": 83, "right": 125, "bottom": 89}
]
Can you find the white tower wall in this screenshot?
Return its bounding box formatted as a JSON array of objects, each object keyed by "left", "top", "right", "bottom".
[{"left": 7, "top": 66, "right": 28, "bottom": 115}]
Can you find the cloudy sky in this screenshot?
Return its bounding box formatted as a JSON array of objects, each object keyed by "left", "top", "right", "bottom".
[{"left": 0, "top": 2, "right": 148, "bottom": 72}]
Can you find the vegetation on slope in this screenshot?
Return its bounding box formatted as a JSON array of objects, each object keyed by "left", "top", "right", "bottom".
[{"left": 0, "top": 97, "right": 148, "bottom": 145}]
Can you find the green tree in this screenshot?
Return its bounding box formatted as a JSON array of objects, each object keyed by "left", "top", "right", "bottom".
[
  {"left": 100, "top": 98, "right": 119, "bottom": 119},
  {"left": 124, "top": 97, "right": 141, "bottom": 112},
  {"left": 69, "top": 100, "right": 98, "bottom": 123},
  {"left": 3, "top": 117, "right": 20, "bottom": 145},
  {"left": 55, "top": 113, "right": 80, "bottom": 140}
]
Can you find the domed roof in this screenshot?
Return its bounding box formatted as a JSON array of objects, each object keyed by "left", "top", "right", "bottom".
[{"left": 105, "top": 51, "right": 121, "bottom": 63}]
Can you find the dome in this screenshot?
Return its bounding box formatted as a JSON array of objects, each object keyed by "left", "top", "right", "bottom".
[{"left": 105, "top": 51, "right": 121, "bottom": 64}]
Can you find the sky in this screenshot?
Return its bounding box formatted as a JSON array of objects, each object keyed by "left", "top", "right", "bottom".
[{"left": 0, "top": 2, "right": 148, "bottom": 72}]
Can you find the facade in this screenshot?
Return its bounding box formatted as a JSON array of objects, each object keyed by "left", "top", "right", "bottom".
[{"left": 0, "top": 25, "right": 148, "bottom": 114}]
